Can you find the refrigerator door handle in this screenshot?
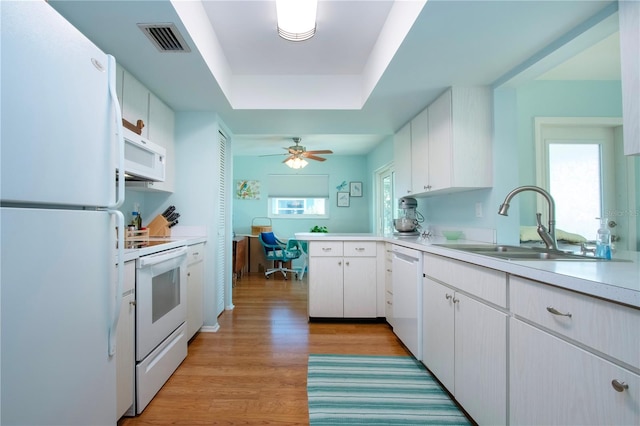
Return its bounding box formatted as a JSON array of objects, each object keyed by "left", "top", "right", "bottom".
[
  {"left": 108, "top": 54, "right": 125, "bottom": 210},
  {"left": 109, "top": 209, "right": 125, "bottom": 356}
]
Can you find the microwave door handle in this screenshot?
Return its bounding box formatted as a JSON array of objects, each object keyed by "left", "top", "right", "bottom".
[
  {"left": 108, "top": 55, "right": 124, "bottom": 210},
  {"left": 108, "top": 210, "right": 124, "bottom": 357}
]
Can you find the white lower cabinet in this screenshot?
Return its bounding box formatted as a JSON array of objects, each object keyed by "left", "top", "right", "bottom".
[
  {"left": 510, "top": 275, "right": 640, "bottom": 426},
  {"left": 116, "top": 260, "right": 136, "bottom": 419},
  {"left": 308, "top": 241, "right": 377, "bottom": 318},
  {"left": 384, "top": 243, "right": 394, "bottom": 327},
  {"left": 186, "top": 243, "right": 205, "bottom": 340},
  {"left": 510, "top": 318, "right": 640, "bottom": 426},
  {"left": 422, "top": 253, "right": 507, "bottom": 425},
  {"left": 423, "top": 277, "right": 507, "bottom": 425}
]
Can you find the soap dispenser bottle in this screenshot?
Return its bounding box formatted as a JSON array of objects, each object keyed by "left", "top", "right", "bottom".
[{"left": 595, "top": 217, "right": 611, "bottom": 259}]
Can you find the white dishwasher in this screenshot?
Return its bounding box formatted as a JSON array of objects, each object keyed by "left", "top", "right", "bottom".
[{"left": 391, "top": 245, "right": 423, "bottom": 360}]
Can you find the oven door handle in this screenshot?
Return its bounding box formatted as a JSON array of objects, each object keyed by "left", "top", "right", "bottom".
[{"left": 138, "top": 246, "right": 188, "bottom": 267}]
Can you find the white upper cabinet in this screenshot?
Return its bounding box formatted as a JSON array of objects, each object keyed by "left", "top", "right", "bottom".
[
  {"left": 619, "top": 0, "right": 640, "bottom": 155},
  {"left": 393, "top": 121, "right": 412, "bottom": 196},
  {"left": 120, "top": 68, "right": 149, "bottom": 139},
  {"left": 410, "top": 107, "right": 430, "bottom": 194},
  {"left": 427, "top": 87, "right": 492, "bottom": 193},
  {"left": 116, "top": 64, "right": 176, "bottom": 192},
  {"left": 393, "top": 86, "right": 492, "bottom": 197}
]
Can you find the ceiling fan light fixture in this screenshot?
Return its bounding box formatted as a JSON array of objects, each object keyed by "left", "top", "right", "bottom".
[
  {"left": 285, "top": 156, "right": 309, "bottom": 169},
  {"left": 276, "top": 0, "right": 317, "bottom": 42}
]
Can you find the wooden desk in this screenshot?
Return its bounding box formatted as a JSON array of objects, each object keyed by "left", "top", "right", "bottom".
[{"left": 232, "top": 236, "right": 247, "bottom": 284}]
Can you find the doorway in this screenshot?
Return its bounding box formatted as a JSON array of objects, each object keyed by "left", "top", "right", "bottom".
[{"left": 535, "top": 117, "right": 635, "bottom": 250}]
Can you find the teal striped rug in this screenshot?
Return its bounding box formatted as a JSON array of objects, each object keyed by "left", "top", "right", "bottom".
[{"left": 307, "top": 354, "right": 470, "bottom": 425}]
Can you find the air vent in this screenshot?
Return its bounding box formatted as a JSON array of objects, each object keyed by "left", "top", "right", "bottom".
[{"left": 138, "top": 23, "right": 191, "bottom": 53}]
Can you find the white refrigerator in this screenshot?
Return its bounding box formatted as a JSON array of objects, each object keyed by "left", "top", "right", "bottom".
[{"left": 1, "top": 2, "right": 125, "bottom": 425}]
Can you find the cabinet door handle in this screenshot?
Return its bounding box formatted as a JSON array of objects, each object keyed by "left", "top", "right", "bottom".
[
  {"left": 445, "top": 294, "right": 452, "bottom": 300},
  {"left": 338, "top": 261, "right": 342, "bottom": 266},
  {"left": 611, "top": 380, "right": 629, "bottom": 392},
  {"left": 546, "top": 306, "right": 572, "bottom": 318},
  {"left": 345, "top": 261, "right": 350, "bottom": 266},
  {"left": 130, "top": 300, "right": 136, "bottom": 306},
  {"left": 452, "top": 297, "right": 459, "bottom": 304}
]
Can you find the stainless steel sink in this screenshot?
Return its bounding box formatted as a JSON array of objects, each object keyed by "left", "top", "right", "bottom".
[{"left": 434, "top": 244, "right": 627, "bottom": 261}]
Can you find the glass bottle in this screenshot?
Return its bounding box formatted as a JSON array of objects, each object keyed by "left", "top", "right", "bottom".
[{"left": 595, "top": 217, "right": 611, "bottom": 259}]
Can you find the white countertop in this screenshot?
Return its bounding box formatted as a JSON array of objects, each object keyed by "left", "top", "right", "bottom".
[
  {"left": 118, "top": 236, "right": 207, "bottom": 263},
  {"left": 295, "top": 232, "right": 640, "bottom": 309}
]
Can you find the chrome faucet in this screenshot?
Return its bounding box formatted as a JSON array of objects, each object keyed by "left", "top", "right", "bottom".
[{"left": 498, "top": 185, "right": 558, "bottom": 251}]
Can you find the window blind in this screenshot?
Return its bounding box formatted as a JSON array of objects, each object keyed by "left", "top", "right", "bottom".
[{"left": 267, "top": 174, "right": 329, "bottom": 198}]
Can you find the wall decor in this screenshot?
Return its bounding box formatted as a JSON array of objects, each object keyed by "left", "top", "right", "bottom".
[
  {"left": 337, "top": 192, "right": 350, "bottom": 207},
  {"left": 349, "top": 181, "right": 363, "bottom": 197},
  {"left": 236, "top": 180, "right": 260, "bottom": 199}
]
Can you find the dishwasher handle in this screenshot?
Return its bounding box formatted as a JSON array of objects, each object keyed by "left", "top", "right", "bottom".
[{"left": 392, "top": 250, "right": 420, "bottom": 263}]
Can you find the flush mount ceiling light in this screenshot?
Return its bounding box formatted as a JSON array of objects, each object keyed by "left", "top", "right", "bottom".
[
  {"left": 285, "top": 156, "right": 309, "bottom": 169},
  {"left": 276, "top": 0, "right": 318, "bottom": 42}
]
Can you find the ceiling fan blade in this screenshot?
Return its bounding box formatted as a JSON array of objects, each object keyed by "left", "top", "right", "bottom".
[
  {"left": 305, "top": 154, "right": 327, "bottom": 162},
  {"left": 282, "top": 155, "right": 295, "bottom": 163},
  {"left": 305, "top": 149, "right": 333, "bottom": 155},
  {"left": 259, "top": 153, "right": 287, "bottom": 157}
]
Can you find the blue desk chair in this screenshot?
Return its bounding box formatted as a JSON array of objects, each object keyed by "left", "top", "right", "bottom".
[{"left": 258, "top": 232, "right": 302, "bottom": 280}]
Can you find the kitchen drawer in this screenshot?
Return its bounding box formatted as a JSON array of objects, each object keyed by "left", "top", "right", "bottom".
[
  {"left": 344, "top": 241, "right": 377, "bottom": 257},
  {"left": 423, "top": 253, "right": 507, "bottom": 307},
  {"left": 511, "top": 275, "right": 640, "bottom": 369},
  {"left": 309, "top": 241, "right": 343, "bottom": 257},
  {"left": 187, "top": 243, "right": 204, "bottom": 265}
]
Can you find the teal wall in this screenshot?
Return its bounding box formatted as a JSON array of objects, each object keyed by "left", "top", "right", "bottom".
[
  {"left": 232, "top": 154, "right": 371, "bottom": 239},
  {"left": 515, "top": 80, "right": 623, "bottom": 225}
]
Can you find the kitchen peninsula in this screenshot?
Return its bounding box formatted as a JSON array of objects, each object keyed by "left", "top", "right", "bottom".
[{"left": 296, "top": 231, "right": 640, "bottom": 426}]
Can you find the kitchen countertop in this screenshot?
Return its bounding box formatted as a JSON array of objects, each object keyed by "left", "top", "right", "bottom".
[
  {"left": 295, "top": 232, "right": 640, "bottom": 309},
  {"left": 118, "top": 236, "right": 207, "bottom": 263}
]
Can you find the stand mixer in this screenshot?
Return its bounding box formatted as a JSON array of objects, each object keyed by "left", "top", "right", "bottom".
[{"left": 394, "top": 197, "right": 424, "bottom": 236}]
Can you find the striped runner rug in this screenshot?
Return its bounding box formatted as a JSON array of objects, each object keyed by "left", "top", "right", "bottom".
[{"left": 307, "top": 354, "right": 470, "bottom": 425}]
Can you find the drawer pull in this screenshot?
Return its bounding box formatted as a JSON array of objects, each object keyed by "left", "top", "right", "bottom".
[
  {"left": 611, "top": 380, "right": 629, "bottom": 392},
  {"left": 546, "top": 306, "right": 572, "bottom": 318},
  {"left": 445, "top": 294, "right": 452, "bottom": 300},
  {"left": 355, "top": 247, "right": 365, "bottom": 251},
  {"left": 322, "top": 248, "right": 332, "bottom": 252},
  {"left": 386, "top": 301, "right": 392, "bottom": 305}
]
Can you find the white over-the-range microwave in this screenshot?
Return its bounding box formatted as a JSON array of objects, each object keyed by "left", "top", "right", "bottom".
[{"left": 122, "top": 127, "right": 166, "bottom": 182}]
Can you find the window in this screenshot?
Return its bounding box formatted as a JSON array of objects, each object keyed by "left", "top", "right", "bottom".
[
  {"left": 267, "top": 174, "right": 329, "bottom": 219},
  {"left": 268, "top": 197, "right": 327, "bottom": 218},
  {"left": 374, "top": 164, "right": 394, "bottom": 235}
]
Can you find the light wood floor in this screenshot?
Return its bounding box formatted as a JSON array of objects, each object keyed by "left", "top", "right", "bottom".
[{"left": 119, "top": 272, "right": 410, "bottom": 425}]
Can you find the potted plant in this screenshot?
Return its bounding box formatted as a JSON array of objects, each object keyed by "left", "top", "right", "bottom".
[{"left": 310, "top": 225, "right": 328, "bottom": 233}]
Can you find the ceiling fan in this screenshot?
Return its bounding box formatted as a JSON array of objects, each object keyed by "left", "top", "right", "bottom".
[{"left": 265, "top": 137, "right": 334, "bottom": 163}]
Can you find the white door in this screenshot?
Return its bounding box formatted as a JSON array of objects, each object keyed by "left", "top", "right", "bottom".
[
  {"left": 536, "top": 119, "right": 635, "bottom": 249},
  {"left": 1, "top": 1, "right": 117, "bottom": 207},
  {"left": 1, "top": 207, "right": 116, "bottom": 425}
]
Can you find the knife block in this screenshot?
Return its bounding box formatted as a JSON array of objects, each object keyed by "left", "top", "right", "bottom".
[{"left": 147, "top": 214, "right": 170, "bottom": 238}]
